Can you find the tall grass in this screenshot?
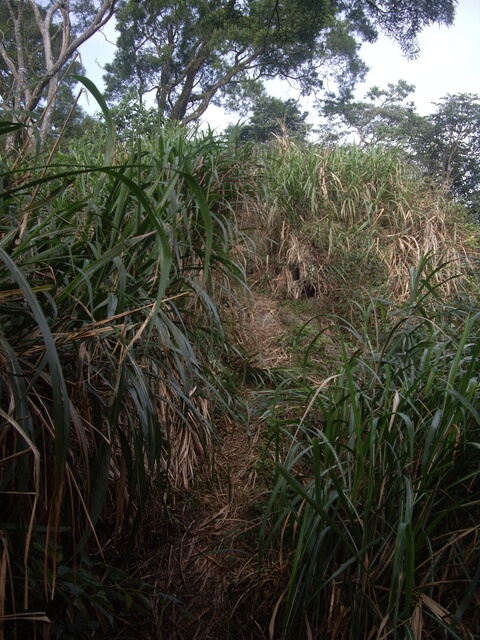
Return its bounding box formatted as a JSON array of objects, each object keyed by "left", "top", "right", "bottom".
[
  {"left": 0, "top": 101, "right": 250, "bottom": 636},
  {"left": 2, "top": 96, "right": 479, "bottom": 639},
  {"left": 251, "top": 140, "right": 470, "bottom": 312},
  {"left": 260, "top": 257, "right": 480, "bottom": 639}
]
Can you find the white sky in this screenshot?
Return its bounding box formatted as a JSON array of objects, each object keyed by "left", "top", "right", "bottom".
[
  {"left": 358, "top": 0, "right": 480, "bottom": 115},
  {"left": 78, "top": 0, "right": 479, "bottom": 127}
]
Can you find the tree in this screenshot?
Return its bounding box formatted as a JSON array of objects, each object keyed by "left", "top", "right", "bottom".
[
  {"left": 103, "top": 0, "right": 456, "bottom": 126},
  {"left": 232, "top": 95, "right": 310, "bottom": 143},
  {"left": 103, "top": 0, "right": 364, "bottom": 124},
  {"left": 347, "top": 0, "right": 456, "bottom": 57},
  {"left": 0, "top": 0, "right": 117, "bottom": 147},
  {"left": 421, "top": 94, "right": 480, "bottom": 217},
  {"left": 319, "top": 79, "right": 425, "bottom": 147}
]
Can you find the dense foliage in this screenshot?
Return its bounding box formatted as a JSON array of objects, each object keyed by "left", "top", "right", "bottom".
[
  {"left": 261, "top": 258, "right": 480, "bottom": 638},
  {"left": 103, "top": 0, "right": 456, "bottom": 123},
  {"left": 0, "top": 0, "right": 458, "bottom": 146},
  {"left": 103, "top": 0, "right": 363, "bottom": 123},
  {"left": 0, "top": 98, "right": 250, "bottom": 637},
  {"left": 321, "top": 85, "right": 480, "bottom": 219},
  {"left": 230, "top": 95, "right": 310, "bottom": 142},
  {"left": 1, "top": 79, "right": 479, "bottom": 638}
]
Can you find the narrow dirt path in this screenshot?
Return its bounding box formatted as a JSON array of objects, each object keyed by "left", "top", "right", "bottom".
[{"left": 154, "top": 292, "right": 292, "bottom": 639}]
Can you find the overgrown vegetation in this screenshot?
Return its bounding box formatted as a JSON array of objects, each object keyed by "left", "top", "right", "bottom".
[
  {"left": 261, "top": 257, "right": 480, "bottom": 638},
  {"left": 1, "top": 93, "right": 479, "bottom": 638},
  {"left": 249, "top": 140, "right": 468, "bottom": 313},
  {"left": 0, "top": 96, "right": 250, "bottom": 636}
]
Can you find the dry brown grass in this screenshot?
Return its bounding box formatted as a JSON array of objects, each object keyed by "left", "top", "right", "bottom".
[
  {"left": 247, "top": 142, "right": 478, "bottom": 319},
  {"left": 127, "top": 286, "right": 306, "bottom": 640},
  {"left": 145, "top": 418, "right": 268, "bottom": 639}
]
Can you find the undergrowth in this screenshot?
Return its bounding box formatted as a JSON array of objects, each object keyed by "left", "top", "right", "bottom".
[
  {"left": 250, "top": 139, "right": 472, "bottom": 320},
  {"left": 260, "top": 256, "right": 480, "bottom": 639},
  {"left": 0, "top": 87, "right": 251, "bottom": 637},
  {"left": 1, "top": 95, "right": 479, "bottom": 639}
]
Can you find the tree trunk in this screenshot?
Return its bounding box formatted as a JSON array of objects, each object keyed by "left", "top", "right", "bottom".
[{"left": 0, "top": 0, "right": 117, "bottom": 151}]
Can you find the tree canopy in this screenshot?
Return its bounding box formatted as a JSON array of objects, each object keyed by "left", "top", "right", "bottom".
[
  {"left": 0, "top": 0, "right": 459, "bottom": 144},
  {"left": 349, "top": 0, "right": 456, "bottom": 56},
  {"left": 103, "top": 0, "right": 457, "bottom": 125},
  {"left": 422, "top": 93, "right": 480, "bottom": 216},
  {"left": 319, "top": 79, "right": 424, "bottom": 146},
  {"left": 231, "top": 95, "right": 310, "bottom": 143}
]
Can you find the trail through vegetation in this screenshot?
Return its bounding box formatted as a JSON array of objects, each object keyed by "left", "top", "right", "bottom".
[
  {"left": 2, "top": 122, "right": 479, "bottom": 639},
  {"left": 154, "top": 290, "right": 293, "bottom": 639}
]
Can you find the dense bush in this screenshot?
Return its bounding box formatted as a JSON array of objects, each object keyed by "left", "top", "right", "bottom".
[{"left": 1, "top": 104, "right": 478, "bottom": 638}]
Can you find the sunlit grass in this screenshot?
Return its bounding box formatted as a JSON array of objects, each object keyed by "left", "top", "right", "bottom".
[{"left": 251, "top": 140, "right": 471, "bottom": 314}]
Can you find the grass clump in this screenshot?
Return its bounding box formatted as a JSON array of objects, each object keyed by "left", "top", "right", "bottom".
[
  {"left": 251, "top": 140, "right": 470, "bottom": 317},
  {"left": 0, "top": 111, "right": 251, "bottom": 637},
  {"left": 260, "top": 257, "right": 480, "bottom": 639}
]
